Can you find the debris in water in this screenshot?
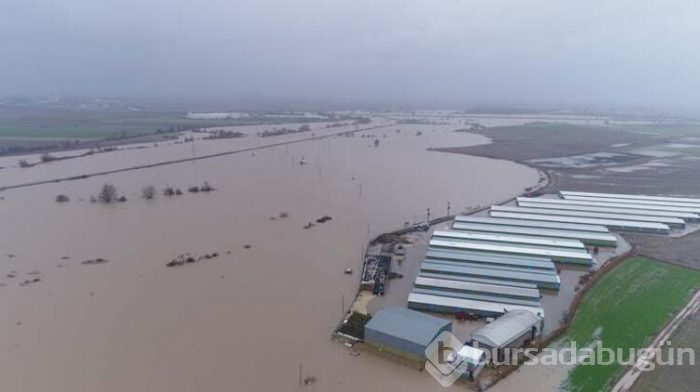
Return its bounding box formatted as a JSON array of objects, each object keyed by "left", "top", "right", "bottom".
[
  {"left": 315, "top": 215, "right": 332, "bottom": 223},
  {"left": 82, "top": 258, "right": 109, "bottom": 265}
]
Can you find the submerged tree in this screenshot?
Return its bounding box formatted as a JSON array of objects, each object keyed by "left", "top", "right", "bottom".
[
  {"left": 141, "top": 185, "right": 156, "bottom": 199},
  {"left": 98, "top": 183, "right": 118, "bottom": 203}
]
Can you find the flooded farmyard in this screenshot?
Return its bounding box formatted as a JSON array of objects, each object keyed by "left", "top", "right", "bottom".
[{"left": 0, "top": 119, "right": 539, "bottom": 391}]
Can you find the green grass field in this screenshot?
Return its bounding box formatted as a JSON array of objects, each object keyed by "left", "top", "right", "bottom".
[{"left": 559, "top": 256, "right": 700, "bottom": 392}]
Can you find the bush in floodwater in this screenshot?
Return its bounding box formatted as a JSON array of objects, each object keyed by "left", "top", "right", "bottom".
[
  {"left": 55, "top": 194, "right": 69, "bottom": 203},
  {"left": 142, "top": 185, "right": 156, "bottom": 199},
  {"left": 200, "top": 181, "right": 214, "bottom": 192},
  {"left": 188, "top": 186, "right": 200, "bottom": 193},
  {"left": 18, "top": 159, "right": 30, "bottom": 168},
  {"left": 98, "top": 183, "right": 118, "bottom": 203},
  {"left": 163, "top": 186, "right": 175, "bottom": 197}
]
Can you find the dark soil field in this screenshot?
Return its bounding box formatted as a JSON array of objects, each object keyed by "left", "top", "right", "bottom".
[
  {"left": 625, "top": 231, "right": 700, "bottom": 270},
  {"left": 441, "top": 122, "right": 700, "bottom": 197},
  {"left": 438, "top": 123, "right": 661, "bottom": 161}
]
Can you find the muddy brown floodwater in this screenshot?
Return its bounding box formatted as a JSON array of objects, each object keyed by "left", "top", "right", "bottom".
[{"left": 0, "top": 120, "right": 538, "bottom": 392}]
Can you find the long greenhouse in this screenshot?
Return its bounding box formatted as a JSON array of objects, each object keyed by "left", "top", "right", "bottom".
[
  {"left": 424, "top": 249, "right": 556, "bottom": 271},
  {"left": 516, "top": 197, "right": 700, "bottom": 215},
  {"left": 431, "top": 230, "right": 586, "bottom": 249},
  {"left": 452, "top": 222, "right": 618, "bottom": 247},
  {"left": 429, "top": 238, "right": 594, "bottom": 265},
  {"left": 559, "top": 191, "right": 700, "bottom": 205},
  {"left": 407, "top": 292, "right": 545, "bottom": 318},
  {"left": 413, "top": 276, "right": 542, "bottom": 301},
  {"left": 489, "top": 211, "right": 671, "bottom": 234},
  {"left": 516, "top": 200, "right": 700, "bottom": 222},
  {"left": 490, "top": 205, "right": 686, "bottom": 229},
  {"left": 420, "top": 261, "right": 562, "bottom": 289},
  {"left": 562, "top": 195, "right": 700, "bottom": 209},
  {"left": 454, "top": 215, "right": 610, "bottom": 233}
]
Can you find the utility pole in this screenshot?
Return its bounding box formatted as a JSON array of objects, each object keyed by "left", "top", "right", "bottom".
[
  {"left": 447, "top": 201, "right": 451, "bottom": 216},
  {"left": 341, "top": 294, "right": 346, "bottom": 317},
  {"left": 426, "top": 208, "right": 431, "bottom": 223}
]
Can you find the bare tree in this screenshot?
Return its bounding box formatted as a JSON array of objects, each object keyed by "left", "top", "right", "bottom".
[
  {"left": 141, "top": 185, "right": 156, "bottom": 199},
  {"left": 98, "top": 183, "right": 118, "bottom": 203},
  {"left": 40, "top": 153, "right": 57, "bottom": 163}
]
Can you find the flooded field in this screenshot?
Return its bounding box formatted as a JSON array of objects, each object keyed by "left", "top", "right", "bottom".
[{"left": 0, "top": 120, "right": 539, "bottom": 391}]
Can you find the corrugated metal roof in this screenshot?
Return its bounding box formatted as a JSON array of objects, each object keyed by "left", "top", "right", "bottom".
[
  {"left": 489, "top": 211, "right": 671, "bottom": 233},
  {"left": 408, "top": 292, "right": 545, "bottom": 318},
  {"left": 517, "top": 197, "right": 700, "bottom": 214},
  {"left": 421, "top": 262, "right": 561, "bottom": 287},
  {"left": 452, "top": 222, "right": 618, "bottom": 246},
  {"left": 365, "top": 307, "right": 451, "bottom": 346},
  {"left": 562, "top": 195, "right": 700, "bottom": 209},
  {"left": 560, "top": 191, "right": 700, "bottom": 205},
  {"left": 412, "top": 288, "right": 542, "bottom": 308},
  {"left": 491, "top": 205, "right": 686, "bottom": 227},
  {"left": 425, "top": 249, "right": 555, "bottom": 270},
  {"left": 424, "top": 258, "right": 557, "bottom": 275},
  {"left": 432, "top": 230, "right": 586, "bottom": 249},
  {"left": 414, "top": 276, "right": 542, "bottom": 300},
  {"left": 454, "top": 215, "right": 610, "bottom": 233},
  {"left": 517, "top": 200, "right": 699, "bottom": 221},
  {"left": 429, "top": 238, "right": 593, "bottom": 264},
  {"left": 471, "top": 309, "right": 541, "bottom": 348},
  {"left": 418, "top": 273, "right": 539, "bottom": 289}
]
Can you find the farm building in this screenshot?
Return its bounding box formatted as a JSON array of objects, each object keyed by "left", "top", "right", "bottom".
[
  {"left": 364, "top": 307, "right": 452, "bottom": 362},
  {"left": 516, "top": 200, "right": 700, "bottom": 222},
  {"left": 429, "top": 238, "right": 594, "bottom": 265},
  {"left": 559, "top": 191, "right": 700, "bottom": 205},
  {"left": 452, "top": 222, "right": 618, "bottom": 247},
  {"left": 491, "top": 205, "right": 686, "bottom": 229},
  {"left": 470, "top": 309, "right": 543, "bottom": 362},
  {"left": 420, "top": 261, "right": 561, "bottom": 290},
  {"left": 454, "top": 215, "right": 610, "bottom": 233},
  {"left": 408, "top": 292, "right": 545, "bottom": 318},
  {"left": 412, "top": 287, "right": 542, "bottom": 308},
  {"left": 418, "top": 272, "right": 539, "bottom": 289},
  {"left": 432, "top": 230, "right": 586, "bottom": 249},
  {"left": 489, "top": 211, "right": 671, "bottom": 234},
  {"left": 516, "top": 196, "right": 700, "bottom": 215},
  {"left": 425, "top": 249, "right": 556, "bottom": 272},
  {"left": 562, "top": 195, "right": 700, "bottom": 209},
  {"left": 413, "top": 276, "right": 542, "bottom": 302}
]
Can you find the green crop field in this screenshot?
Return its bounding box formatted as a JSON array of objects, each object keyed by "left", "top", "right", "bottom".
[{"left": 559, "top": 256, "right": 700, "bottom": 392}]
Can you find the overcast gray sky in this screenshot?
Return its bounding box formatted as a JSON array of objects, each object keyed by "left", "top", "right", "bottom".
[{"left": 2, "top": 0, "right": 699, "bottom": 109}]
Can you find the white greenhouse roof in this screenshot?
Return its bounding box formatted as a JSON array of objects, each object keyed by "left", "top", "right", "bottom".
[
  {"left": 516, "top": 197, "right": 700, "bottom": 214},
  {"left": 491, "top": 205, "right": 685, "bottom": 227},
  {"left": 408, "top": 292, "right": 545, "bottom": 318},
  {"left": 429, "top": 239, "right": 593, "bottom": 264},
  {"left": 454, "top": 215, "right": 610, "bottom": 233},
  {"left": 560, "top": 191, "right": 700, "bottom": 205},
  {"left": 489, "top": 211, "right": 671, "bottom": 233},
  {"left": 452, "top": 222, "right": 618, "bottom": 246},
  {"left": 432, "top": 230, "right": 585, "bottom": 249}
]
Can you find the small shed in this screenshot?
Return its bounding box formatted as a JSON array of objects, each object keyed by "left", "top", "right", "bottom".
[
  {"left": 364, "top": 307, "right": 452, "bottom": 361},
  {"left": 470, "top": 309, "right": 543, "bottom": 362}
]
